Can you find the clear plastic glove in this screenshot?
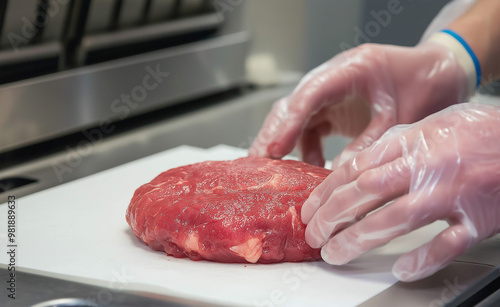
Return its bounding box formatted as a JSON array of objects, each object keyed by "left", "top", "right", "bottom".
[
  {"left": 248, "top": 42, "right": 470, "bottom": 168},
  {"left": 301, "top": 103, "right": 500, "bottom": 282}
]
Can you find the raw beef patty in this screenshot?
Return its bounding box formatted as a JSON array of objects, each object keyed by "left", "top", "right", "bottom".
[{"left": 126, "top": 157, "right": 331, "bottom": 263}]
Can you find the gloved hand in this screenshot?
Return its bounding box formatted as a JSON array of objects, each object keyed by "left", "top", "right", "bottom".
[
  {"left": 301, "top": 103, "right": 500, "bottom": 282},
  {"left": 249, "top": 42, "right": 470, "bottom": 168}
]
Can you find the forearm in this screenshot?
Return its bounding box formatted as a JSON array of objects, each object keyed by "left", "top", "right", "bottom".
[{"left": 448, "top": 0, "right": 500, "bottom": 81}]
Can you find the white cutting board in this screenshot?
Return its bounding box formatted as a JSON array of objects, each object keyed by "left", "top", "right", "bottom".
[{"left": 0, "top": 145, "right": 448, "bottom": 307}]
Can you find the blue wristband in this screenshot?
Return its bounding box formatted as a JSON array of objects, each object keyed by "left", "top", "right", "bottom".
[{"left": 441, "top": 29, "right": 482, "bottom": 88}]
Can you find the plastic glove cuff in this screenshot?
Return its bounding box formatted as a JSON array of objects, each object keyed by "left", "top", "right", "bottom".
[{"left": 427, "top": 29, "right": 481, "bottom": 96}]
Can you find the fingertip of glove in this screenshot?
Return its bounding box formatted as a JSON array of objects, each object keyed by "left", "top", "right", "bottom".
[
  {"left": 248, "top": 143, "right": 272, "bottom": 158},
  {"left": 392, "top": 267, "right": 410, "bottom": 282},
  {"left": 301, "top": 208, "right": 312, "bottom": 225},
  {"left": 303, "top": 152, "right": 325, "bottom": 168},
  {"left": 301, "top": 194, "right": 321, "bottom": 224},
  {"left": 392, "top": 255, "right": 419, "bottom": 282},
  {"left": 321, "top": 243, "right": 347, "bottom": 266},
  {"left": 247, "top": 147, "right": 257, "bottom": 157},
  {"left": 268, "top": 142, "right": 283, "bottom": 159},
  {"left": 304, "top": 216, "right": 332, "bottom": 249}
]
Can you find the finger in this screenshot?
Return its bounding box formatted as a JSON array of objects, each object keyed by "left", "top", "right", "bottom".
[
  {"left": 251, "top": 66, "right": 369, "bottom": 160},
  {"left": 301, "top": 131, "right": 406, "bottom": 225},
  {"left": 248, "top": 97, "right": 294, "bottom": 158},
  {"left": 298, "top": 128, "right": 325, "bottom": 167},
  {"left": 332, "top": 112, "right": 397, "bottom": 169},
  {"left": 320, "top": 185, "right": 452, "bottom": 265},
  {"left": 303, "top": 156, "right": 413, "bottom": 247},
  {"left": 392, "top": 224, "right": 471, "bottom": 282},
  {"left": 299, "top": 122, "right": 332, "bottom": 167}
]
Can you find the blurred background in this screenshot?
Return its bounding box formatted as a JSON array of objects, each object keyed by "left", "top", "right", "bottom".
[
  {"left": 246, "top": 0, "right": 450, "bottom": 75},
  {"left": 3, "top": 0, "right": 499, "bottom": 198},
  {"left": 0, "top": 0, "right": 453, "bottom": 85}
]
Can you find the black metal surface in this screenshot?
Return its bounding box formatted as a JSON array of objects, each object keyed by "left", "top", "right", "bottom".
[
  {"left": 83, "top": 27, "right": 217, "bottom": 65},
  {"left": 460, "top": 275, "right": 500, "bottom": 307},
  {"left": 475, "top": 285, "right": 500, "bottom": 307},
  {"left": 141, "top": 0, "right": 152, "bottom": 24},
  {"left": 63, "top": 0, "right": 90, "bottom": 68},
  {"left": 0, "top": 177, "right": 37, "bottom": 193},
  {"left": 0, "top": 51, "right": 59, "bottom": 84},
  {"left": 109, "top": 0, "right": 123, "bottom": 30},
  {"left": 0, "top": 0, "right": 8, "bottom": 39},
  {"left": 32, "top": 0, "right": 49, "bottom": 43}
]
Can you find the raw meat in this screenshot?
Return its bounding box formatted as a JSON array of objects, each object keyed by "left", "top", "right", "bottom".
[{"left": 126, "top": 157, "right": 331, "bottom": 263}]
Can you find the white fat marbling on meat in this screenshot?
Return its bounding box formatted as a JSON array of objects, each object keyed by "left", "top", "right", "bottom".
[
  {"left": 230, "top": 236, "right": 264, "bottom": 263},
  {"left": 288, "top": 206, "right": 298, "bottom": 224},
  {"left": 184, "top": 232, "right": 200, "bottom": 253}
]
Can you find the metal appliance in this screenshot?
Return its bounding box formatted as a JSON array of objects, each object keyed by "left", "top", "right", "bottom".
[{"left": 0, "top": 0, "right": 248, "bottom": 154}]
